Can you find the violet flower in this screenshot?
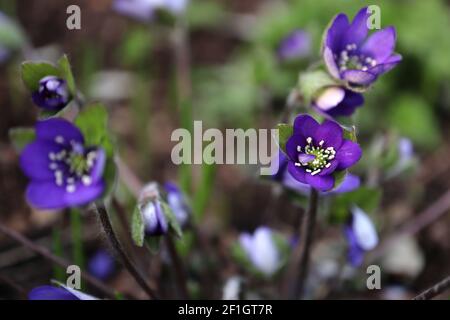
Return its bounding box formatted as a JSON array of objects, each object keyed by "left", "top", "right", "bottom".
[
  {"left": 344, "top": 206, "right": 378, "bottom": 267},
  {"left": 88, "top": 250, "right": 116, "bottom": 281},
  {"left": 277, "top": 29, "right": 311, "bottom": 61},
  {"left": 28, "top": 285, "right": 97, "bottom": 300},
  {"left": 20, "top": 118, "right": 106, "bottom": 210},
  {"left": 142, "top": 198, "right": 169, "bottom": 236},
  {"left": 165, "top": 182, "right": 190, "bottom": 227},
  {"left": 322, "top": 7, "right": 401, "bottom": 87},
  {"left": 239, "top": 227, "right": 280, "bottom": 276},
  {"left": 285, "top": 114, "right": 362, "bottom": 192},
  {"left": 313, "top": 86, "right": 364, "bottom": 118},
  {"left": 31, "top": 76, "right": 70, "bottom": 111},
  {"left": 113, "top": 0, "right": 188, "bottom": 22}
]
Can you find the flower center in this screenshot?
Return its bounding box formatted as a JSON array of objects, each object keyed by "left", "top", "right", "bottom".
[
  {"left": 48, "top": 142, "right": 99, "bottom": 193},
  {"left": 294, "top": 137, "right": 336, "bottom": 176},
  {"left": 337, "top": 43, "right": 377, "bottom": 72}
]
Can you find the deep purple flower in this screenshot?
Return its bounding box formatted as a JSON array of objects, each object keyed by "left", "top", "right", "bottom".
[
  {"left": 113, "top": 0, "right": 188, "bottom": 22},
  {"left": 322, "top": 7, "right": 402, "bottom": 87},
  {"left": 344, "top": 207, "right": 378, "bottom": 267},
  {"left": 31, "top": 76, "right": 70, "bottom": 111},
  {"left": 313, "top": 86, "right": 364, "bottom": 117},
  {"left": 28, "top": 285, "right": 97, "bottom": 300},
  {"left": 239, "top": 227, "right": 280, "bottom": 276},
  {"left": 20, "top": 118, "right": 106, "bottom": 210},
  {"left": 88, "top": 250, "right": 116, "bottom": 281},
  {"left": 278, "top": 29, "right": 311, "bottom": 61},
  {"left": 285, "top": 114, "right": 362, "bottom": 192},
  {"left": 142, "top": 198, "right": 169, "bottom": 236},
  {"left": 165, "top": 182, "right": 190, "bottom": 227}
]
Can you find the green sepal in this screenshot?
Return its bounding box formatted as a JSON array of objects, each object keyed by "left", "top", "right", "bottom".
[{"left": 8, "top": 127, "right": 35, "bottom": 152}]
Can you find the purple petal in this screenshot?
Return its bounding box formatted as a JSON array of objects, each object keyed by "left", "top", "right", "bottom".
[
  {"left": 314, "top": 120, "right": 343, "bottom": 149},
  {"left": 325, "top": 90, "right": 364, "bottom": 118},
  {"left": 305, "top": 174, "right": 335, "bottom": 192},
  {"left": 143, "top": 201, "right": 169, "bottom": 236},
  {"left": 293, "top": 114, "right": 320, "bottom": 138},
  {"left": 271, "top": 151, "right": 288, "bottom": 181},
  {"left": 88, "top": 250, "right": 116, "bottom": 281},
  {"left": 88, "top": 148, "right": 106, "bottom": 183},
  {"left": 325, "top": 13, "right": 350, "bottom": 52},
  {"left": 28, "top": 286, "right": 79, "bottom": 300},
  {"left": 344, "top": 226, "right": 365, "bottom": 267},
  {"left": 318, "top": 159, "right": 338, "bottom": 176},
  {"left": 331, "top": 173, "right": 360, "bottom": 193},
  {"left": 342, "top": 69, "right": 376, "bottom": 86},
  {"left": 342, "top": 7, "right": 369, "bottom": 46},
  {"left": 278, "top": 29, "right": 311, "bottom": 61},
  {"left": 298, "top": 153, "right": 315, "bottom": 165},
  {"left": 285, "top": 134, "right": 306, "bottom": 161},
  {"left": 336, "top": 140, "right": 362, "bottom": 170},
  {"left": 369, "top": 53, "right": 402, "bottom": 75},
  {"left": 282, "top": 171, "right": 311, "bottom": 195},
  {"left": 323, "top": 46, "right": 341, "bottom": 79},
  {"left": 287, "top": 162, "right": 307, "bottom": 184},
  {"left": 36, "top": 118, "right": 84, "bottom": 146},
  {"left": 315, "top": 86, "right": 346, "bottom": 111},
  {"left": 64, "top": 181, "right": 105, "bottom": 208},
  {"left": 361, "top": 26, "right": 397, "bottom": 62},
  {"left": 351, "top": 207, "right": 378, "bottom": 250},
  {"left": 20, "top": 141, "right": 63, "bottom": 180},
  {"left": 113, "top": 0, "right": 155, "bottom": 22}
]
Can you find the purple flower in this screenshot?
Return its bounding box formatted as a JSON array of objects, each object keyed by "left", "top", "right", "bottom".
[
  {"left": 322, "top": 7, "right": 401, "bottom": 87},
  {"left": 142, "top": 198, "right": 169, "bottom": 236},
  {"left": 313, "top": 86, "right": 364, "bottom": 118},
  {"left": 28, "top": 285, "right": 97, "bottom": 300},
  {"left": 344, "top": 207, "right": 378, "bottom": 267},
  {"left": 31, "top": 76, "right": 70, "bottom": 111},
  {"left": 277, "top": 29, "right": 311, "bottom": 61},
  {"left": 88, "top": 250, "right": 116, "bottom": 281},
  {"left": 165, "top": 182, "right": 190, "bottom": 227},
  {"left": 285, "top": 114, "right": 362, "bottom": 192},
  {"left": 113, "top": 0, "right": 188, "bottom": 22},
  {"left": 239, "top": 227, "right": 280, "bottom": 276},
  {"left": 20, "top": 118, "right": 106, "bottom": 210}
]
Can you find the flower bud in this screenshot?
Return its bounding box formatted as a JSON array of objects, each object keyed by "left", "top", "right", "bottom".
[{"left": 32, "top": 76, "right": 69, "bottom": 111}]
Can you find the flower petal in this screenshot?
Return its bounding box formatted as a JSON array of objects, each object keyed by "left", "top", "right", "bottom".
[
  {"left": 305, "top": 173, "right": 335, "bottom": 192},
  {"left": 351, "top": 207, "right": 378, "bottom": 250},
  {"left": 64, "top": 181, "right": 105, "bottom": 208},
  {"left": 282, "top": 171, "right": 311, "bottom": 195},
  {"left": 20, "top": 141, "right": 63, "bottom": 180},
  {"left": 361, "top": 26, "right": 396, "bottom": 62},
  {"left": 318, "top": 159, "right": 338, "bottom": 176},
  {"left": 369, "top": 53, "right": 402, "bottom": 75},
  {"left": 326, "top": 90, "right": 364, "bottom": 117},
  {"left": 26, "top": 181, "right": 67, "bottom": 209},
  {"left": 36, "top": 118, "right": 84, "bottom": 145},
  {"left": 323, "top": 46, "right": 341, "bottom": 79},
  {"left": 287, "top": 162, "right": 307, "bottom": 184},
  {"left": 342, "top": 69, "right": 376, "bottom": 86},
  {"left": 28, "top": 286, "right": 78, "bottom": 300},
  {"left": 331, "top": 173, "right": 360, "bottom": 193},
  {"left": 315, "top": 86, "right": 346, "bottom": 111},
  {"left": 336, "top": 140, "right": 362, "bottom": 170},
  {"left": 314, "top": 120, "right": 343, "bottom": 149},
  {"left": 342, "top": 7, "right": 369, "bottom": 46},
  {"left": 325, "top": 13, "right": 350, "bottom": 52},
  {"left": 293, "top": 114, "right": 320, "bottom": 138},
  {"left": 285, "top": 134, "right": 305, "bottom": 161}
]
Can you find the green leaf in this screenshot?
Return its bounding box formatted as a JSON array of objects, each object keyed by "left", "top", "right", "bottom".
[
  {"left": 21, "top": 61, "right": 61, "bottom": 91},
  {"left": 276, "top": 123, "right": 293, "bottom": 154},
  {"left": 131, "top": 206, "right": 145, "bottom": 247},
  {"left": 57, "top": 54, "right": 77, "bottom": 95},
  {"left": 8, "top": 127, "right": 35, "bottom": 152},
  {"left": 145, "top": 237, "right": 162, "bottom": 254},
  {"left": 332, "top": 170, "right": 347, "bottom": 191},
  {"left": 161, "top": 201, "right": 182, "bottom": 238},
  {"left": 343, "top": 125, "right": 357, "bottom": 142},
  {"left": 298, "top": 69, "right": 337, "bottom": 105}
]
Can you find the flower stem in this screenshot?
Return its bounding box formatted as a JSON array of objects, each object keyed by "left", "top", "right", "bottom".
[
  {"left": 165, "top": 235, "right": 189, "bottom": 299},
  {"left": 413, "top": 275, "right": 450, "bottom": 300},
  {"left": 70, "top": 209, "right": 85, "bottom": 272},
  {"left": 94, "top": 201, "right": 159, "bottom": 299},
  {"left": 283, "top": 188, "right": 319, "bottom": 299}
]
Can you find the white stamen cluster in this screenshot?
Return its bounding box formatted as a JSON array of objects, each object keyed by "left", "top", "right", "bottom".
[
  {"left": 47, "top": 142, "right": 98, "bottom": 193},
  {"left": 295, "top": 137, "right": 336, "bottom": 176},
  {"left": 336, "top": 43, "right": 377, "bottom": 72}
]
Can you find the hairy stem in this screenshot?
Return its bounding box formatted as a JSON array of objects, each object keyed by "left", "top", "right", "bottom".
[
  {"left": 413, "top": 275, "right": 450, "bottom": 300},
  {"left": 165, "top": 236, "right": 189, "bottom": 299},
  {"left": 94, "top": 202, "right": 158, "bottom": 299}
]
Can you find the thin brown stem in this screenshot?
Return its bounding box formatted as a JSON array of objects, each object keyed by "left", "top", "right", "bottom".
[
  {"left": 283, "top": 188, "right": 319, "bottom": 299},
  {"left": 94, "top": 202, "right": 158, "bottom": 299},
  {"left": 412, "top": 275, "right": 450, "bottom": 300},
  {"left": 0, "top": 221, "right": 116, "bottom": 299},
  {"left": 165, "top": 236, "right": 189, "bottom": 299}
]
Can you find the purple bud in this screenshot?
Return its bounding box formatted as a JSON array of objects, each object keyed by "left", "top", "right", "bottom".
[
  {"left": 278, "top": 29, "right": 311, "bottom": 61},
  {"left": 142, "top": 199, "right": 169, "bottom": 236},
  {"left": 165, "top": 182, "right": 190, "bottom": 227},
  {"left": 31, "top": 76, "right": 70, "bottom": 111}
]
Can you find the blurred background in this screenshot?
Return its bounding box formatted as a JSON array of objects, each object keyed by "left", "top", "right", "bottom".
[{"left": 0, "top": 0, "right": 449, "bottom": 300}]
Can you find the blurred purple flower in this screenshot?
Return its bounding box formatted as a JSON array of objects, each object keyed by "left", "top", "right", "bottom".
[
  {"left": 31, "top": 76, "right": 70, "bottom": 111},
  {"left": 142, "top": 198, "right": 169, "bottom": 236},
  {"left": 344, "top": 206, "right": 378, "bottom": 267},
  {"left": 20, "top": 118, "right": 106, "bottom": 210},
  {"left": 284, "top": 114, "right": 362, "bottom": 191},
  {"left": 239, "top": 227, "right": 280, "bottom": 276},
  {"left": 88, "top": 250, "right": 116, "bottom": 281},
  {"left": 313, "top": 86, "right": 364, "bottom": 118},
  {"left": 277, "top": 29, "right": 311, "bottom": 61},
  {"left": 165, "top": 182, "right": 190, "bottom": 227},
  {"left": 322, "top": 7, "right": 401, "bottom": 87},
  {"left": 28, "top": 285, "right": 97, "bottom": 300},
  {"left": 113, "top": 0, "right": 188, "bottom": 22}
]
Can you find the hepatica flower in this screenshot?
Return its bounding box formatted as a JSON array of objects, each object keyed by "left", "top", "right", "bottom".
[
  {"left": 285, "top": 114, "right": 362, "bottom": 192},
  {"left": 165, "top": 182, "right": 190, "bottom": 227},
  {"left": 322, "top": 7, "right": 401, "bottom": 87},
  {"left": 142, "top": 198, "right": 169, "bottom": 236},
  {"left": 20, "top": 118, "right": 105, "bottom": 210},
  {"left": 28, "top": 285, "right": 97, "bottom": 300},
  {"left": 344, "top": 206, "right": 378, "bottom": 267},
  {"left": 314, "top": 86, "right": 364, "bottom": 118},
  {"left": 278, "top": 29, "right": 311, "bottom": 61},
  {"left": 31, "top": 76, "right": 70, "bottom": 111},
  {"left": 239, "top": 227, "right": 281, "bottom": 276},
  {"left": 113, "top": 0, "right": 188, "bottom": 22},
  {"left": 88, "top": 250, "right": 116, "bottom": 281}
]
